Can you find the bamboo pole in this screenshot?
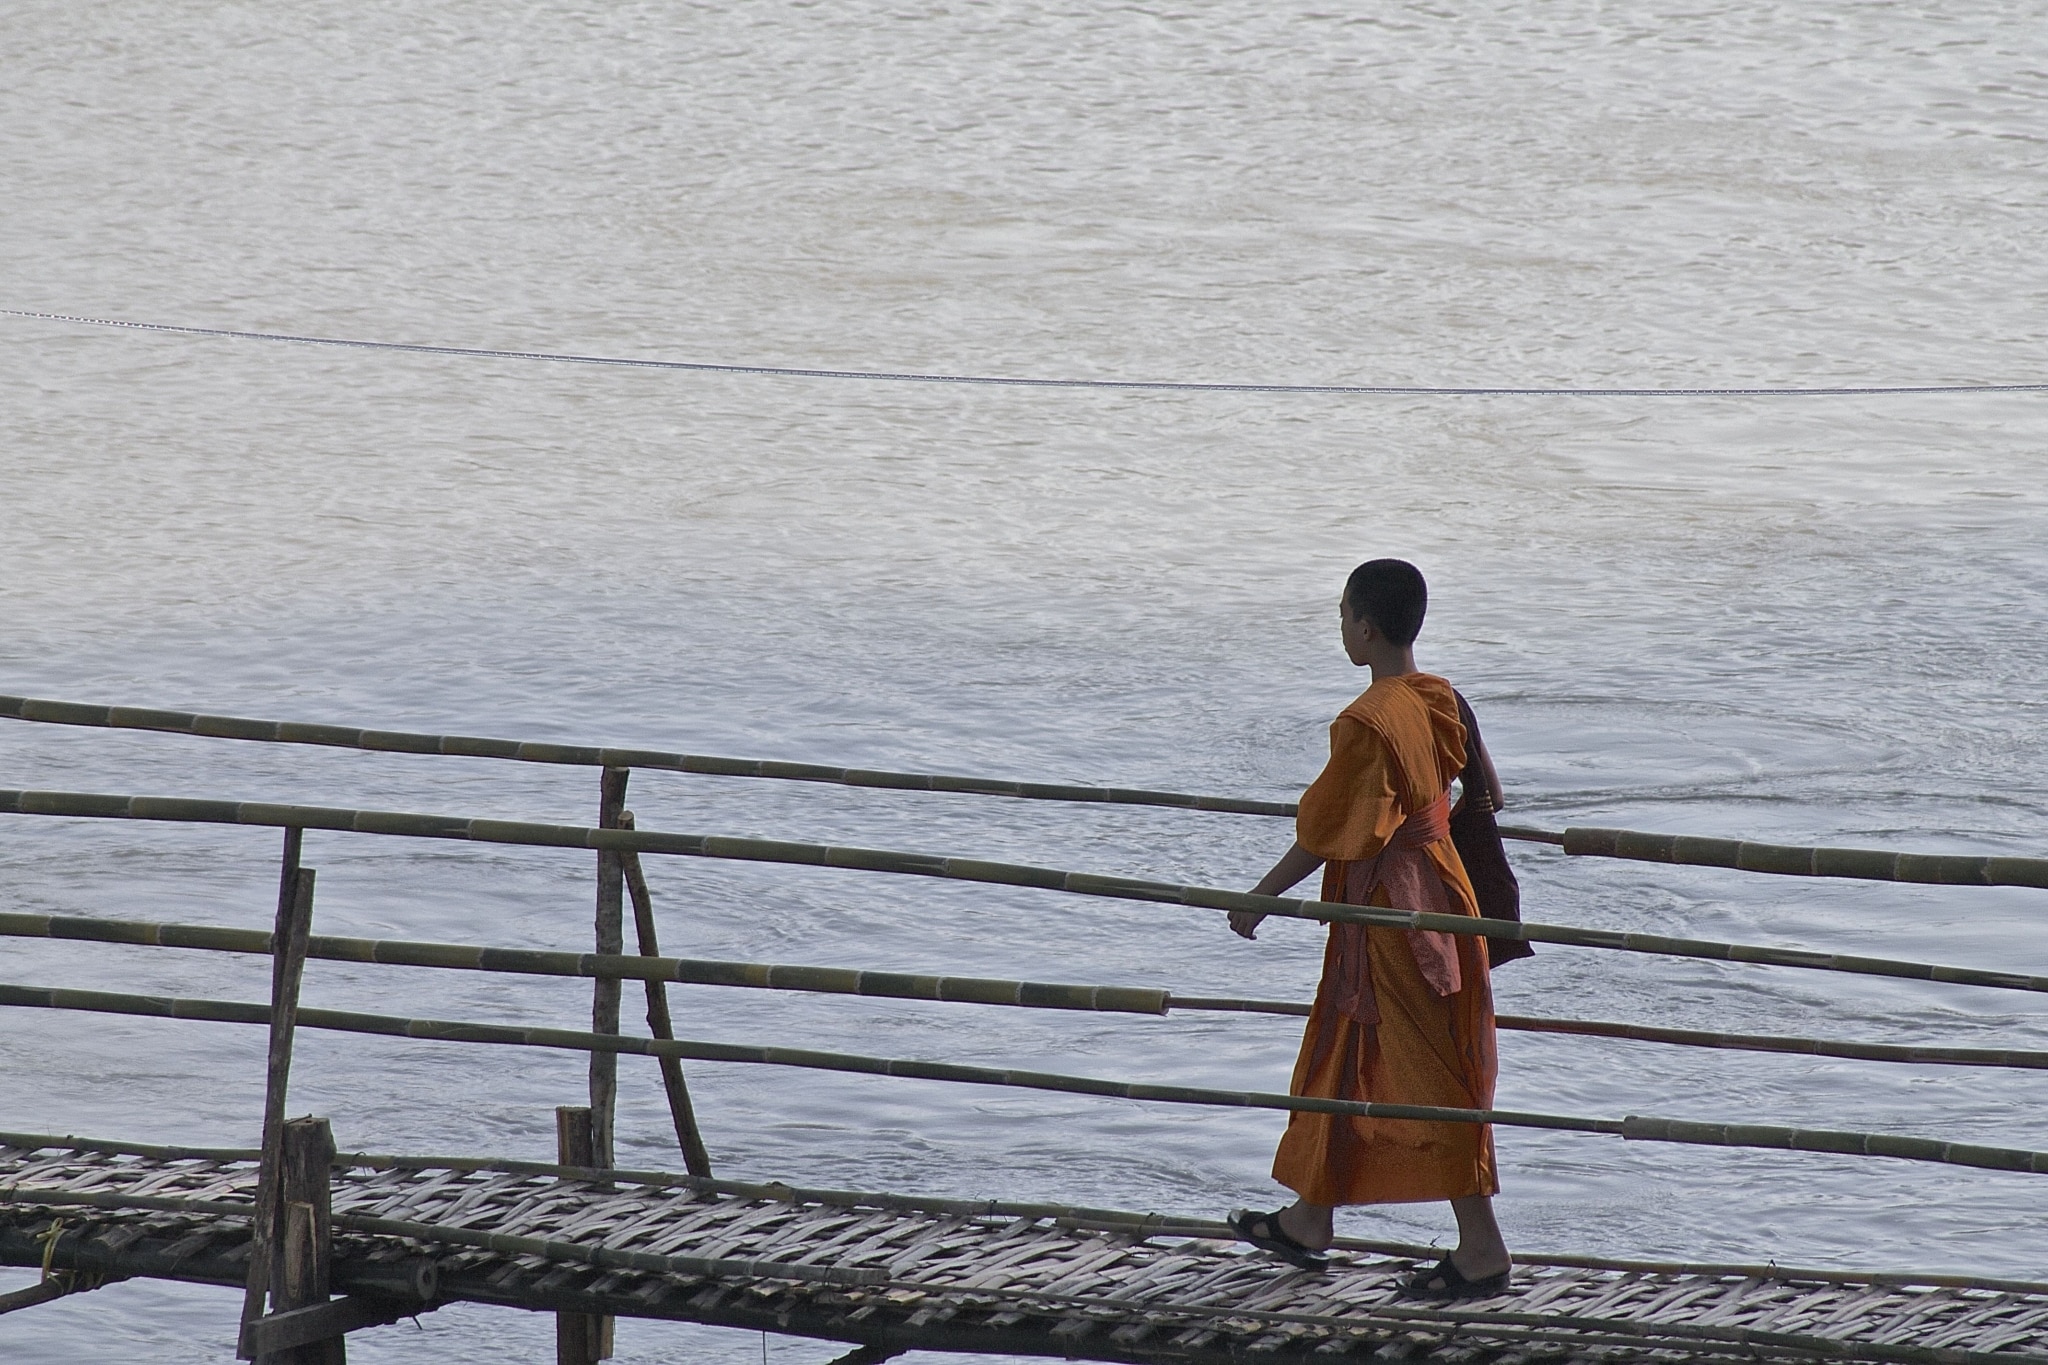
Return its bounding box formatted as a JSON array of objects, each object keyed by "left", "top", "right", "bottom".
[
  {"left": 7, "top": 982, "right": 2046, "bottom": 1175},
  {"left": 554, "top": 1107, "right": 612, "bottom": 1364},
  {"left": 0, "top": 909, "right": 1168, "bottom": 1013},
  {"left": 619, "top": 811, "right": 711, "bottom": 1175},
  {"left": 0, "top": 1279, "right": 79, "bottom": 1315},
  {"left": 6, "top": 908, "right": 2041, "bottom": 1069},
  {"left": 8, "top": 693, "right": 2048, "bottom": 889},
  {"left": 0, "top": 694, "right": 1290, "bottom": 815},
  {"left": 3, "top": 790, "right": 2042, "bottom": 993},
  {"left": 1169, "top": 996, "right": 2048, "bottom": 1070},
  {"left": 590, "top": 769, "right": 628, "bottom": 1169},
  {"left": 239, "top": 833, "right": 315, "bottom": 1359}
]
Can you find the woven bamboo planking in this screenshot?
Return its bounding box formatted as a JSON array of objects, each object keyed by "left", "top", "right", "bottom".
[
  {"left": 5, "top": 789, "right": 2046, "bottom": 994},
  {"left": 10, "top": 1131, "right": 2048, "bottom": 1296},
  {"left": 6, "top": 694, "right": 2046, "bottom": 888},
  {"left": 5, "top": 908, "right": 2043, "bottom": 1070},
  {"left": 5, "top": 1138, "right": 2046, "bottom": 1365},
  {"left": 6, "top": 982, "right": 2046, "bottom": 1174}
]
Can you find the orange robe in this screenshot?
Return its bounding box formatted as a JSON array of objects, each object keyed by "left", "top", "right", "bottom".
[{"left": 1271, "top": 672, "right": 1501, "bottom": 1206}]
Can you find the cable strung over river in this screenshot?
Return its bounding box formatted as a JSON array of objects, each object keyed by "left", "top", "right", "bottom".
[{"left": 7, "top": 309, "right": 2046, "bottom": 397}]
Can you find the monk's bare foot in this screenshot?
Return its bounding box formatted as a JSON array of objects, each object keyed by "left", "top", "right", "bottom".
[
  {"left": 1442, "top": 1195, "right": 1510, "bottom": 1282},
  {"left": 1275, "top": 1201, "right": 1334, "bottom": 1252}
]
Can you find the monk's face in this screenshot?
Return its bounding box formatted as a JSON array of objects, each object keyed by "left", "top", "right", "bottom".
[{"left": 1339, "top": 595, "right": 1374, "bottom": 666}]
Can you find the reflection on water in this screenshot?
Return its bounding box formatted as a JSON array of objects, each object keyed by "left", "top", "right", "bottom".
[{"left": 2, "top": 2, "right": 2045, "bottom": 1361}]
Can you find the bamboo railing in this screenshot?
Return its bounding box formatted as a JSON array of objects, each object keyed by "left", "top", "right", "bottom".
[
  {"left": 4, "top": 909, "right": 2043, "bottom": 1069},
  {"left": 4, "top": 790, "right": 2044, "bottom": 994},
  {"left": 0, "top": 909, "right": 1172, "bottom": 1013},
  {"left": 4, "top": 982, "right": 2043, "bottom": 1176},
  {"left": 0, "top": 694, "right": 1291, "bottom": 813},
  {"left": 6, "top": 694, "right": 2046, "bottom": 888},
  {"left": 4, "top": 694, "right": 2045, "bottom": 1344}
]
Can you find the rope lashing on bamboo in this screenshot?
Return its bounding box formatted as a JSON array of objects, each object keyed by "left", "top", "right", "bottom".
[
  {"left": 3, "top": 983, "right": 2045, "bottom": 1175},
  {"left": 13, "top": 1128, "right": 2048, "bottom": 1298},
  {"left": 5, "top": 789, "right": 2046, "bottom": 993},
  {"left": 7, "top": 909, "right": 2043, "bottom": 1069},
  {"left": 11, "top": 310, "right": 2048, "bottom": 398},
  {"left": 8, "top": 695, "right": 2047, "bottom": 888},
  {"left": 0, "top": 1186, "right": 886, "bottom": 1287}
]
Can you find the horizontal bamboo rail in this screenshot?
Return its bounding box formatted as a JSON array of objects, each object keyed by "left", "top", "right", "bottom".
[
  {"left": 1175, "top": 996, "right": 2048, "bottom": 1070},
  {"left": 8, "top": 694, "right": 2046, "bottom": 888},
  {"left": 0, "top": 695, "right": 1290, "bottom": 815},
  {"left": 4, "top": 790, "right": 2044, "bottom": 994},
  {"left": 4, "top": 982, "right": 2044, "bottom": 1175},
  {"left": 8, "top": 910, "right": 2043, "bottom": 1069},
  {"left": 0, "top": 911, "right": 1166, "bottom": 1014},
  {"left": 1492, "top": 1013, "right": 2048, "bottom": 1070},
  {"left": 1557, "top": 825, "right": 2048, "bottom": 888},
  {"left": 13, "top": 1130, "right": 2048, "bottom": 1298}
]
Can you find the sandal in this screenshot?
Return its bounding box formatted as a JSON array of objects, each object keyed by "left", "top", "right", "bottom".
[
  {"left": 1402, "top": 1254, "right": 1511, "bottom": 1300},
  {"left": 1228, "top": 1207, "right": 1330, "bottom": 1272}
]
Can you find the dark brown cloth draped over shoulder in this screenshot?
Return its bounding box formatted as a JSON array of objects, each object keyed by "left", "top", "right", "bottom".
[
  {"left": 1449, "top": 689, "right": 1533, "bottom": 967},
  {"left": 1272, "top": 673, "right": 1500, "bottom": 1207}
]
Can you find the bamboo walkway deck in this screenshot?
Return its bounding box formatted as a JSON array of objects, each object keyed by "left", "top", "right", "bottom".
[{"left": 7, "top": 1138, "right": 2046, "bottom": 1365}]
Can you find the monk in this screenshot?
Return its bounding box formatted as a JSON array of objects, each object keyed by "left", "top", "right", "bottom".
[{"left": 1227, "top": 558, "right": 1511, "bottom": 1299}]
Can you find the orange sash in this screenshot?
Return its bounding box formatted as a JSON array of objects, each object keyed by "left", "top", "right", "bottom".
[{"left": 1324, "top": 790, "right": 1463, "bottom": 1027}]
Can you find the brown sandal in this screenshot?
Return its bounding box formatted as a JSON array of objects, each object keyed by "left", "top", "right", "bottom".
[
  {"left": 1228, "top": 1208, "right": 1330, "bottom": 1272},
  {"left": 1403, "top": 1254, "right": 1511, "bottom": 1300}
]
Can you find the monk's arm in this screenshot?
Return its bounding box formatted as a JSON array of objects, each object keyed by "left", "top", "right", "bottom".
[
  {"left": 1229, "top": 841, "right": 1326, "bottom": 940},
  {"left": 1458, "top": 732, "right": 1507, "bottom": 818},
  {"left": 1472, "top": 729, "right": 1505, "bottom": 812}
]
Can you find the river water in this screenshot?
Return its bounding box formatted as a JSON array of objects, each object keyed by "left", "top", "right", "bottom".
[{"left": 3, "top": 2, "right": 2046, "bottom": 1360}]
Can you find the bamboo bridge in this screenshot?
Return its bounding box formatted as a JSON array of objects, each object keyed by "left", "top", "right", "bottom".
[{"left": 3, "top": 693, "right": 2046, "bottom": 1365}]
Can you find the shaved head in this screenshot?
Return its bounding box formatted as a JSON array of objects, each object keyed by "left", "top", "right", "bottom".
[{"left": 1344, "top": 559, "right": 1427, "bottom": 646}]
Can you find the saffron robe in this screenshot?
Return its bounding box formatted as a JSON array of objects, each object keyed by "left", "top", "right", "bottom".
[{"left": 1271, "top": 672, "right": 1501, "bottom": 1206}]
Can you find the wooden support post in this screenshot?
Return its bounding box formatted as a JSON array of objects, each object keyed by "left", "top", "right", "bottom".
[
  {"left": 259, "top": 1116, "right": 343, "bottom": 1365},
  {"left": 590, "top": 768, "right": 629, "bottom": 1168},
  {"left": 240, "top": 831, "right": 316, "bottom": 1360},
  {"left": 619, "top": 809, "right": 713, "bottom": 1176},
  {"left": 554, "top": 1107, "right": 613, "bottom": 1363}
]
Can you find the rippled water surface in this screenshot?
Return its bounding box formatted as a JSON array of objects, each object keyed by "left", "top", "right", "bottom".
[{"left": 3, "top": 2, "right": 2047, "bottom": 1360}]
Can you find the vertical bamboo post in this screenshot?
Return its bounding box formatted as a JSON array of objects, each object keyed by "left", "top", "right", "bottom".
[
  {"left": 618, "top": 810, "right": 712, "bottom": 1176},
  {"left": 554, "top": 1107, "right": 613, "bottom": 1363},
  {"left": 261, "top": 1116, "right": 343, "bottom": 1365},
  {"left": 239, "top": 831, "right": 316, "bottom": 1359},
  {"left": 590, "top": 768, "right": 629, "bottom": 1168}
]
